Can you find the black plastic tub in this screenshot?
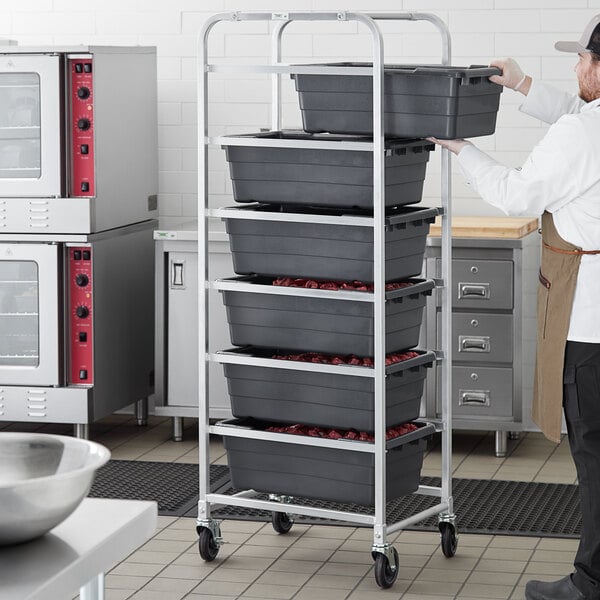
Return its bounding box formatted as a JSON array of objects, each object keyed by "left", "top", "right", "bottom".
[
  {"left": 222, "top": 131, "right": 434, "bottom": 209},
  {"left": 291, "top": 64, "right": 502, "bottom": 139},
  {"left": 219, "top": 277, "right": 434, "bottom": 356},
  {"left": 223, "top": 204, "right": 440, "bottom": 282},
  {"left": 221, "top": 347, "right": 435, "bottom": 431},
  {"left": 221, "top": 418, "right": 435, "bottom": 505}
]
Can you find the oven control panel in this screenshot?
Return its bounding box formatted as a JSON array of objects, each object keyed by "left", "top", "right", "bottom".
[
  {"left": 68, "top": 246, "right": 93, "bottom": 384},
  {"left": 69, "top": 57, "right": 95, "bottom": 198}
]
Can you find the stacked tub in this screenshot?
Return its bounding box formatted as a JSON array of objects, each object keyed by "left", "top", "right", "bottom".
[{"left": 216, "top": 63, "right": 502, "bottom": 505}]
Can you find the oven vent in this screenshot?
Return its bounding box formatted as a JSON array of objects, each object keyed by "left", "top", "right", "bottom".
[
  {"left": 0, "top": 389, "right": 4, "bottom": 416},
  {"left": 27, "top": 390, "right": 47, "bottom": 418},
  {"left": 28, "top": 201, "right": 50, "bottom": 229},
  {"left": 0, "top": 201, "right": 5, "bottom": 229}
]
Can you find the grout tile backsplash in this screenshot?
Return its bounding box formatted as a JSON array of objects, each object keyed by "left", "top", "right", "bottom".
[{"left": 0, "top": 1, "right": 586, "bottom": 219}]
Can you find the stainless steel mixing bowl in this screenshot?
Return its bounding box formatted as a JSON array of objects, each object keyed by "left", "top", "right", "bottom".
[{"left": 0, "top": 432, "right": 110, "bottom": 545}]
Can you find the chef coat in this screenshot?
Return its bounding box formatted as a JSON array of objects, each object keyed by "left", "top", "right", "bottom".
[{"left": 457, "top": 79, "right": 600, "bottom": 343}]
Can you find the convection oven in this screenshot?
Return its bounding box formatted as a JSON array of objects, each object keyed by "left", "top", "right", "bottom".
[
  {"left": 0, "top": 45, "right": 157, "bottom": 233},
  {"left": 0, "top": 222, "right": 155, "bottom": 433},
  {"left": 0, "top": 44, "right": 158, "bottom": 435}
]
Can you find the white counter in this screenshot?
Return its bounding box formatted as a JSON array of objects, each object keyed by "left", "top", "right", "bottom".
[{"left": 0, "top": 498, "right": 157, "bottom": 600}]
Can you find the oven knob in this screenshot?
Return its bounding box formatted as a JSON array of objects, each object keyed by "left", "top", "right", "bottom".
[
  {"left": 77, "top": 86, "right": 90, "bottom": 100},
  {"left": 77, "top": 118, "right": 91, "bottom": 131},
  {"left": 75, "top": 273, "right": 89, "bottom": 287},
  {"left": 76, "top": 305, "right": 89, "bottom": 319}
]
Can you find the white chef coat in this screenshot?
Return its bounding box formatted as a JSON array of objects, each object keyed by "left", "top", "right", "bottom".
[{"left": 457, "top": 79, "right": 600, "bottom": 343}]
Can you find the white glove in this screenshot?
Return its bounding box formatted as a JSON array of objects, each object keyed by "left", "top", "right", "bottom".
[
  {"left": 488, "top": 57, "right": 526, "bottom": 91},
  {"left": 426, "top": 137, "right": 473, "bottom": 156}
]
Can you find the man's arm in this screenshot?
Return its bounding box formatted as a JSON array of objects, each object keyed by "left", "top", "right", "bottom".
[
  {"left": 520, "top": 79, "right": 585, "bottom": 124},
  {"left": 430, "top": 115, "right": 587, "bottom": 217}
]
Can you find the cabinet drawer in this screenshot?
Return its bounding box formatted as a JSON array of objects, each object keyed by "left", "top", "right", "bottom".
[
  {"left": 437, "top": 258, "right": 513, "bottom": 309},
  {"left": 436, "top": 366, "right": 514, "bottom": 418},
  {"left": 452, "top": 313, "right": 513, "bottom": 364}
]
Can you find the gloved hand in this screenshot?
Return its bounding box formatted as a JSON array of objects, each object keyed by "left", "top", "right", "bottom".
[
  {"left": 426, "top": 137, "right": 473, "bottom": 156},
  {"left": 489, "top": 57, "right": 526, "bottom": 90}
]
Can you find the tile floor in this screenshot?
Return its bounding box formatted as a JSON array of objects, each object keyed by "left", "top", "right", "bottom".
[{"left": 1, "top": 415, "right": 580, "bottom": 600}]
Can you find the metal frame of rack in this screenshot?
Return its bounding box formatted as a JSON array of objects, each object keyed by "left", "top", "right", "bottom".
[{"left": 196, "top": 11, "right": 456, "bottom": 588}]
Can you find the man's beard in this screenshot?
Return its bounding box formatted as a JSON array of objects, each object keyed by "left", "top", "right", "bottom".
[
  {"left": 579, "top": 88, "right": 597, "bottom": 102},
  {"left": 579, "top": 78, "right": 600, "bottom": 102}
]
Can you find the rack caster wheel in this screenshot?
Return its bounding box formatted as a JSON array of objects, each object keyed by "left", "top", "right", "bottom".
[
  {"left": 198, "top": 527, "right": 220, "bottom": 562},
  {"left": 271, "top": 511, "right": 294, "bottom": 534},
  {"left": 439, "top": 522, "right": 458, "bottom": 558},
  {"left": 373, "top": 547, "right": 399, "bottom": 589}
]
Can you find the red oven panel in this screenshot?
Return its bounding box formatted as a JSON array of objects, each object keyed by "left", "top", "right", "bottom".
[
  {"left": 68, "top": 247, "right": 93, "bottom": 385},
  {"left": 69, "top": 58, "right": 95, "bottom": 197}
]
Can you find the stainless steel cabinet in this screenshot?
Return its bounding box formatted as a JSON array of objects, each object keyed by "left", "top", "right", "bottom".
[
  {"left": 153, "top": 220, "right": 231, "bottom": 440},
  {"left": 423, "top": 217, "right": 540, "bottom": 456}
]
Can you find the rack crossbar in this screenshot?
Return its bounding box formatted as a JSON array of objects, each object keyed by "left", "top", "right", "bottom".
[
  {"left": 416, "top": 485, "right": 443, "bottom": 497},
  {"left": 210, "top": 351, "right": 376, "bottom": 377},
  {"left": 209, "top": 206, "right": 374, "bottom": 227},
  {"left": 210, "top": 135, "right": 373, "bottom": 152},
  {"left": 228, "top": 11, "right": 352, "bottom": 22},
  {"left": 387, "top": 501, "right": 449, "bottom": 535},
  {"left": 209, "top": 423, "right": 377, "bottom": 452},
  {"left": 207, "top": 64, "right": 376, "bottom": 76},
  {"left": 212, "top": 279, "right": 375, "bottom": 303},
  {"left": 206, "top": 492, "right": 376, "bottom": 526}
]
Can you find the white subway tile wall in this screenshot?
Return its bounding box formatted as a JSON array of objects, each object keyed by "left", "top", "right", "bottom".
[{"left": 0, "top": 2, "right": 592, "bottom": 218}]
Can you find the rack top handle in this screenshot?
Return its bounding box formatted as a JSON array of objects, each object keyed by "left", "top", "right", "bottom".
[{"left": 200, "top": 11, "right": 451, "bottom": 65}]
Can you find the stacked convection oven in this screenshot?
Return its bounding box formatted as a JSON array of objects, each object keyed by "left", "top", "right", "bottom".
[{"left": 0, "top": 45, "right": 158, "bottom": 437}]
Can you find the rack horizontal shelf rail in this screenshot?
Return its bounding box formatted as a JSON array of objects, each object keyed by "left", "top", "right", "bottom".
[{"left": 197, "top": 10, "right": 455, "bottom": 588}]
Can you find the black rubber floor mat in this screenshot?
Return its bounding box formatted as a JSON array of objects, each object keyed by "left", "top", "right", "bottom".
[
  {"left": 90, "top": 461, "right": 582, "bottom": 537},
  {"left": 205, "top": 476, "right": 582, "bottom": 538},
  {"left": 89, "top": 461, "right": 230, "bottom": 517}
]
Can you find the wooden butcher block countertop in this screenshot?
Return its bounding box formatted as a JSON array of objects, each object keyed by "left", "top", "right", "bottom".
[{"left": 428, "top": 216, "right": 539, "bottom": 239}]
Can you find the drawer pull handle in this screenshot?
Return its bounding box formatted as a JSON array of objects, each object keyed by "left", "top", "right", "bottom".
[
  {"left": 459, "top": 390, "right": 490, "bottom": 406},
  {"left": 171, "top": 260, "right": 185, "bottom": 289},
  {"left": 459, "top": 282, "right": 490, "bottom": 299},
  {"left": 459, "top": 336, "right": 490, "bottom": 353}
]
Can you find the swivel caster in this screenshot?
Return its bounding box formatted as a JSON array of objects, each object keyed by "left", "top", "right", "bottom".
[
  {"left": 439, "top": 521, "right": 458, "bottom": 558},
  {"left": 197, "top": 521, "right": 222, "bottom": 562},
  {"left": 372, "top": 546, "right": 399, "bottom": 589},
  {"left": 271, "top": 511, "right": 294, "bottom": 534}
]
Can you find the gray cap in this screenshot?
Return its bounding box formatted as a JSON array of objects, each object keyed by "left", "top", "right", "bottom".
[{"left": 555, "top": 14, "right": 600, "bottom": 54}]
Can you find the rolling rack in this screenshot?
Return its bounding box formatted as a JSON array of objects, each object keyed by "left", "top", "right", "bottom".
[{"left": 196, "top": 11, "right": 457, "bottom": 589}]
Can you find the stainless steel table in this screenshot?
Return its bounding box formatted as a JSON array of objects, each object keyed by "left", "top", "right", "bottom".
[{"left": 0, "top": 497, "right": 157, "bottom": 600}]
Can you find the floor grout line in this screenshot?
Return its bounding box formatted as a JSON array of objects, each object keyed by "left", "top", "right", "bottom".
[{"left": 13, "top": 417, "right": 582, "bottom": 600}]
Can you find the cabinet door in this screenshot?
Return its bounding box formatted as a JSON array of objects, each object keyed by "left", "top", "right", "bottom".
[
  {"left": 167, "top": 251, "right": 198, "bottom": 407},
  {"left": 0, "top": 55, "right": 62, "bottom": 198},
  {"left": 163, "top": 247, "right": 232, "bottom": 417},
  {"left": 0, "top": 243, "right": 60, "bottom": 386}
]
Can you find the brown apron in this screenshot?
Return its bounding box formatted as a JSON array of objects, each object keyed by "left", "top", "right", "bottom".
[{"left": 534, "top": 211, "right": 600, "bottom": 442}]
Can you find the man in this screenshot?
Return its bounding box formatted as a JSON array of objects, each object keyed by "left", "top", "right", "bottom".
[{"left": 428, "top": 15, "right": 600, "bottom": 600}]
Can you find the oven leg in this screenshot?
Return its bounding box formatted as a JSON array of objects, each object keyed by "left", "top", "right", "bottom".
[
  {"left": 135, "top": 398, "right": 148, "bottom": 426},
  {"left": 495, "top": 430, "right": 507, "bottom": 457},
  {"left": 74, "top": 423, "right": 89, "bottom": 439},
  {"left": 173, "top": 417, "right": 183, "bottom": 442}
]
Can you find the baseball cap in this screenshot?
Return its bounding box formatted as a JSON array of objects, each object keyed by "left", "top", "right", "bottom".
[{"left": 555, "top": 14, "right": 600, "bottom": 54}]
